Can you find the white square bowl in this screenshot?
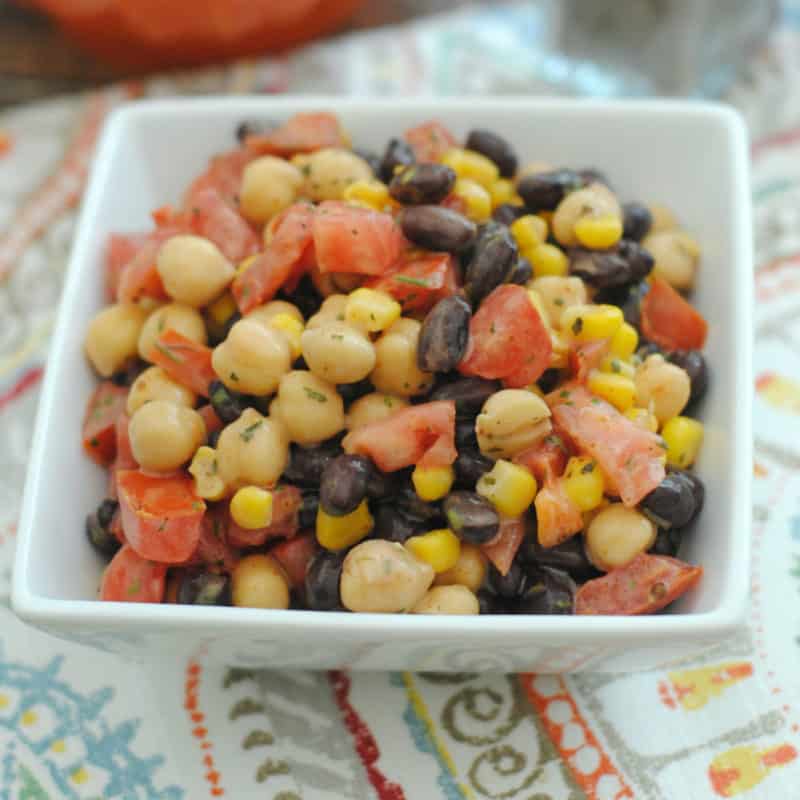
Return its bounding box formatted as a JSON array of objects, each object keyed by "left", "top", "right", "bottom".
[{"left": 12, "top": 97, "right": 752, "bottom": 673}]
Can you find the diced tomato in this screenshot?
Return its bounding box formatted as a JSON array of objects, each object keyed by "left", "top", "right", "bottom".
[
  {"left": 82, "top": 382, "right": 128, "bottom": 467},
  {"left": 569, "top": 339, "right": 610, "bottom": 382},
  {"left": 99, "top": 544, "right": 167, "bottom": 603},
  {"left": 547, "top": 384, "right": 666, "bottom": 507},
  {"left": 109, "top": 509, "right": 126, "bottom": 546},
  {"left": 226, "top": 484, "right": 303, "bottom": 549},
  {"left": 245, "top": 112, "right": 346, "bottom": 157},
  {"left": 108, "top": 412, "right": 138, "bottom": 499},
  {"left": 640, "top": 276, "right": 708, "bottom": 351},
  {"left": 404, "top": 120, "right": 458, "bottom": 162},
  {"left": 574, "top": 553, "right": 703, "bottom": 615},
  {"left": 184, "top": 146, "right": 252, "bottom": 209},
  {"left": 232, "top": 203, "right": 314, "bottom": 313},
  {"left": 106, "top": 233, "right": 148, "bottom": 301},
  {"left": 481, "top": 515, "right": 525, "bottom": 576},
  {"left": 534, "top": 478, "right": 584, "bottom": 548},
  {"left": 342, "top": 401, "right": 456, "bottom": 472},
  {"left": 117, "top": 470, "right": 206, "bottom": 564},
  {"left": 198, "top": 404, "right": 223, "bottom": 437},
  {"left": 147, "top": 329, "right": 217, "bottom": 398},
  {"left": 459, "top": 284, "right": 552, "bottom": 386},
  {"left": 513, "top": 434, "right": 569, "bottom": 484},
  {"left": 189, "top": 507, "right": 239, "bottom": 572},
  {"left": 187, "top": 187, "right": 260, "bottom": 264},
  {"left": 366, "top": 251, "right": 459, "bottom": 313},
  {"left": 313, "top": 201, "right": 404, "bottom": 277},
  {"left": 271, "top": 532, "right": 318, "bottom": 589}
]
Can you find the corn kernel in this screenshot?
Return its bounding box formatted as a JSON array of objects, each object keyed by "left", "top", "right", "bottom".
[
  {"left": 600, "top": 355, "right": 636, "bottom": 380},
  {"left": 230, "top": 486, "right": 273, "bottom": 530},
  {"left": 661, "top": 416, "right": 704, "bottom": 468},
  {"left": 452, "top": 178, "right": 492, "bottom": 222},
  {"left": 625, "top": 407, "right": 659, "bottom": 433},
  {"left": 574, "top": 214, "right": 623, "bottom": 249},
  {"left": 441, "top": 147, "right": 499, "bottom": 189},
  {"left": 412, "top": 465, "right": 455, "bottom": 502},
  {"left": 489, "top": 178, "right": 522, "bottom": 209},
  {"left": 405, "top": 528, "right": 461, "bottom": 573},
  {"left": 610, "top": 322, "right": 639, "bottom": 360},
  {"left": 529, "top": 243, "right": 569, "bottom": 278},
  {"left": 560, "top": 304, "right": 623, "bottom": 341},
  {"left": 510, "top": 214, "right": 548, "bottom": 251},
  {"left": 189, "top": 446, "right": 227, "bottom": 501},
  {"left": 476, "top": 459, "right": 538, "bottom": 517},
  {"left": 265, "top": 312, "right": 304, "bottom": 360},
  {"left": 345, "top": 288, "right": 402, "bottom": 333},
  {"left": 587, "top": 370, "right": 636, "bottom": 412},
  {"left": 343, "top": 179, "right": 393, "bottom": 211},
  {"left": 316, "top": 500, "right": 373, "bottom": 551},
  {"left": 526, "top": 288, "right": 550, "bottom": 323},
  {"left": 564, "top": 456, "right": 605, "bottom": 512}
]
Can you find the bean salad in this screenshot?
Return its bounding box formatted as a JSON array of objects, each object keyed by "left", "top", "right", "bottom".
[{"left": 83, "top": 112, "right": 708, "bottom": 615}]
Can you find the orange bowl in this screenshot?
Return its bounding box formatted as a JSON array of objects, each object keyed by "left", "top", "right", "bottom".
[{"left": 27, "top": 0, "right": 366, "bottom": 70}]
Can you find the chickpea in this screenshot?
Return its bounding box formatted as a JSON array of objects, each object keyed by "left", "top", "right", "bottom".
[
  {"left": 306, "top": 295, "right": 348, "bottom": 329},
  {"left": 138, "top": 302, "right": 207, "bottom": 361},
  {"left": 246, "top": 300, "right": 304, "bottom": 328},
  {"left": 529, "top": 276, "right": 588, "bottom": 328},
  {"left": 212, "top": 318, "right": 292, "bottom": 395},
  {"left": 413, "top": 585, "right": 480, "bottom": 615},
  {"left": 276, "top": 370, "right": 344, "bottom": 445},
  {"left": 433, "top": 543, "right": 487, "bottom": 593},
  {"left": 303, "top": 148, "right": 373, "bottom": 202},
  {"left": 85, "top": 303, "right": 148, "bottom": 377},
  {"left": 128, "top": 400, "right": 206, "bottom": 472},
  {"left": 648, "top": 203, "right": 678, "bottom": 234},
  {"left": 635, "top": 354, "right": 691, "bottom": 424},
  {"left": 126, "top": 366, "right": 196, "bottom": 415},
  {"left": 239, "top": 156, "right": 304, "bottom": 224},
  {"left": 585, "top": 504, "right": 656, "bottom": 572},
  {"left": 346, "top": 393, "right": 408, "bottom": 430},
  {"left": 310, "top": 267, "right": 363, "bottom": 298},
  {"left": 301, "top": 323, "right": 376, "bottom": 384},
  {"left": 156, "top": 235, "right": 234, "bottom": 308},
  {"left": 371, "top": 318, "right": 434, "bottom": 397},
  {"left": 232, "top": 554, "right": 290, "bottom": 609},
  {"left": 552, "top": 183, "right": 621, "bottom": 247},
  {"left": 476, "top": 389, "right": 552, "bottom": 459},
  {"left": 216, "top": 408, "right": 289, "bottom": 490},
  {"left": 340, "top": 539, "right": 434, "bottom": 613},
  {"left": 643, "top": 230, "right": 701, "bottom": 291}
]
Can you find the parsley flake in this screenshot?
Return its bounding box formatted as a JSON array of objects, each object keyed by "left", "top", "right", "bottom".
[
  {"left": 571, "top": 317, "right": 584, "bottom": 336},
  {"left": 153, "top": 342, "right": 181, "bottom": 363},
  {"left": 393, "top": 275, "right": 429, "bottom": 288},
  {"left": 240, "top": 420, "right": 263, "bottom": 442},
  {"left": 126, "top": 578, "right": 141, "bottom": 596},
  {"left": 303, "top": 386, "right": 327, "bottom": 403}
]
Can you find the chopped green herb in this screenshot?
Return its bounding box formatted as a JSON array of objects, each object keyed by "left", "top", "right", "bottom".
[
  {"left": 571, "top": 317, "right": 584, "bottom": 336},
  {"left": 240, "top": 420, "right": 263, "bottom": 442},
  {"left": 446, "top": 508, "right": 463, "bottom": 530},
  {"left": 383, "top": 396, "right": 394, "bottom": 407},
  {"left": 490, "top": 322, "right": 496, "bottom": 334},
  {"left": 191, "top": 501, "right": 203, "bottom": 511},
  {"left": 482, "top": 476, "right": 496, "bottom": 486},
  {"left": 554, "top": 297, "right": 565, "bottom": 306},
  {"left": 126, "top": 578, "right": 141, "bottom": 596},
  {"left": 153, "top": 342, "right": 182, "bottom": 363},
  {"left": 303, "top": 386, "right": 327, "bottom": 403},
  {"left": 581, "top": 461, "right": 595, "bottom": 474},
  {"left": 559, "top": 390, "right": 571, "bottom": 399},
  {"left": 229, "top": 371, "right": 239, "bottom": 382},
  {"left": 610, "top": 359, "right": 622, "bottom": 374},
  {"left": 89, "top": 437, "right": 99, "bottom": 448},
  {"left": 591, "top": 397, "right": 601, "bottom": 405},
  {"left": 330, "top": 333, "right": 345, "bottom": 341},
  {"left": 336, "top": 313, "right": 345, "bottom": 321},
  {"left": 393, "top": 275, "right": 429, "bottom": 288},
  {"left": 383, "top": 559, "right": 393, "bottom": 575}
]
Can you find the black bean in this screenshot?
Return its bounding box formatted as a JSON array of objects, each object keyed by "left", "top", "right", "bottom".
[
  {"left": 208, "top": 380, "right": 246, "bottom": 424},
  {"left": 454, "top": 450, "right": 494, "bottom": 488},
  {"left": 111, "top": 359, "right": 146, "bottom": 388},
  {"left": 298, "top": 490, "right": 320, "bottom": 529},
  {"left": 622, "top": 202, "right": 653, "bottom": 241},
  {"left": 640, "top": 472, "right": 698, "bottom": 529},
  {"left": 177, "top": 572, "right": 232, "bottom": 605},
  {"left": 431, "top": 377, "right": 500, "bottom": 417},
  {"left": 394, "top": 484, "right": 444, "bottom": 524},
  {"left": 650, "top": 528, "right": 683, "bottom": 557},
  {"left": 443, "top": 491, "right": 499, "bottom": 544},
  {"left": 379, "top": 137, "right": 416, "bottom": 183},
  {"left": 207, "top": 429, "right": 221, "bottom": 449},
  {"left": 279, "top": 275, "right": 322, "bottom": 320},
  {"left": 399, "top": 206, "right": 477, "bottom": 253},
  {"left": 464, "top": 224, "right": 517, "bottom": 305},
  {"left": 673, "top": 468, "right": 705, "bottom": 515},
  {"left": 478, "top": 589, "right": 508, "bottom": 614},
  {"left": 636, "top": 341, "right": 663, "bottom": 360},
  {"left": 517, "top": 169, "right": 582, "bottom": 212},
  {"left": 320, "top": 455, "right": 373, "bottom": 516},
  {"left": 537, "top": 369, "right": 561, "bottom": 394},
  {"left": 578, "top": 168, "right": 611, "bottom": 189},
  {"left": 465, "top": 129, "right": 518, "bottom": 177},
  {"left": 337, "top": 378, "right": 374, "bottom": 405},
  {"left": 617, "top": 240, "right": 655, "bottom": 282},
  {"left": 506, "top": 256, "right": 533, "bottom": 286},
  {"left": 521, "top": 531, "right": 598, "bottom": 581},
  {"left": 417, "top": 295, "right": 471, "bottom": 373},
  {"left": 569, "top": 240, "right": 653, "bottom": 289},
  {"left": 373, "top": 504, "right": 420, "bottom": 543},
  {"left": 666, "top": 350, "right": 708, "bottom": 405},
  {"left": 305, "top": 550, "right": 344, "bottom": 610},
  {"left": 620, "top": 281, "right": 650, "bottom": 328},
  {"left": 284, "top": 437, "right": 344, "bottom": 486},
  {"left": 455, "top": 419, "right": 478, "bottom": 450},
  {"left": 235, "top": 119, "right": 276, "bottom": 143},
  {"left": 488, "top": 560, "right": 528, "bottom": 599},
  {"left": 492, "top": 203, "right": 527, "bottom": 226},
  {"left": 86, "top": 499, "right": 121, "bottom": 557},
  {"left": 353, "top": 148, "right": 381, "bottom": 176},
  {"left": 389, "top": 163, "right": 456, "bottom": 205},
  {"left": 512, "top": 566, "right": 576, "bottom": 614}
]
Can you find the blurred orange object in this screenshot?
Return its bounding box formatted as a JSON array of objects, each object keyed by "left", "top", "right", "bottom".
[{"left": 25, "top": 0, "right": 366, "bottom": 70}]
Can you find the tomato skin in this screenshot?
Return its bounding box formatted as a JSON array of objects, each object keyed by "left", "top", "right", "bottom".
[
  {"left": 366, "top": 251, "right": 458, "bottom": 313},
  {"left": 147, "top": 329, "right": 217, "bottom": 398},
  {"left": 197, "top": 404, "right": 223, "bottom": 437},
  {"left": 117, "top": 470, "right": 206, "bottom": 564},
  {"left": 513, "top": 435, "right": 569, "bottom": 484},
  {"left": 404, "top": 120, "right": 458, "bottom": 162},
  {"left": 245, "top": 112, "right": 345, "bottom": 157},
  {"left": 187, "top": 187, "right": 260, "bottom": 264},
  {"left": 232, "top": 203, "right": 314, "bottom": 313},
  {"left": 183, "top": 506, "right": 239, "bottom": 572},
  {"left": 569, "top": 339, "right": 610, "bottom": 382},
  {"left": 459, "top": 284, "right": 552, "bottom": 386},
  {"left": 640, "top": 276, "right": 708, "bottom": 350},
  {"left": 534, "top": 478, "right": 584, "bottom": 548},
  {"left": 184, "top": 147, "right": 252, "bottom": 209},
  {"left": 226, "top": 484, "right": 302, "bottom": 548},
  {"left": 575, "top": 553, "right": 703, "bottom": 615},
  {"left": 271, "top": 532, "right": 318, "bottom": 588},
  {"left": 106, "top": 233, "right": 148, "bottom": 301},
  {"left": 342, "top": 401, "right": 456, "bottom": 472},
  {"left": 82, "top": 382, "right": 128, "bottom": 467},
  {"left": 481, "top": 515, "right": 525, "bottom": 576},
  {"left": 99, "top": 544, "right": 167, "bottom": 603},
  {"left": 108, "top": 412, "right": 138, "bottom": 499},
  {"left": 547, "top": 383, "right": 666, "bottom": 507},
  {"left": 313, "top": 201, "right": 405, "bottom": 277}
]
